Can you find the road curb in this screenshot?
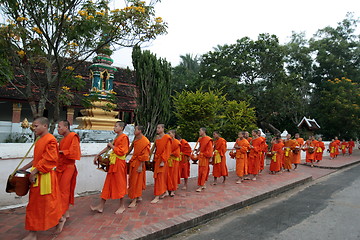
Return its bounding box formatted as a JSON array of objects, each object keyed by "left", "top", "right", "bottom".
[
  {"left": 301, "top": 159, "right": 360, "bottom": 170},
  {"left": 136, "top": 175, "right": 313, "bottom": 240}
]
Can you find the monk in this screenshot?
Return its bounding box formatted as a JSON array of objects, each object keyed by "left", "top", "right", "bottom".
[
  {"left": 340, "top": 139, "right": 348, "bottom": 156},
  {"left": 19, "top": 117, "right": 62, "bottom": 240},
  {"left": 329, "top": 139, "right": 337, "bottom": 159},
  {"left": 283, "top": 134, "right": 296, "bottom": 172},
  {"left": 243, "top": 131, "right": 252, "bottom": 179},
  {"left": 234, "top": 131, "right": 250, "bottom": 183},
  {"left": 127, "top": 126, "right": 150, "bottom": 208},
  {"left": 56, "top": 120, "right": 81, "bottom": 233},
  {"left": 91, "top": 121, "right": 129, "bottom": 214},
  {"left": 293, "top": 133, "right": 304, "bottom": 169},
  {"left": 348, "top": 139, "right": 355, "bottom": 155},
  {"left": 248, "top": 130, "right": 263, "bottom": 181},
  {"left": 334, "top": 137, "right": 340, "bottom": 158},
  {"left": 195, "top": 128, "right": 213, "bottom": 192},
  {"left": 178, "top": 135, "right": 192, "bottom": 190},
  {"left": 212, "top": 131, "right": 228, "bottom": 185},
  {"left": 167, "top": 130, "right": 181, "bottom": 196},
  {"left": 304, "top": 136, "right": 317, "bottom": 167},
  {"left": 314, "top": 137, "right": 325, "bottom": 163},
  {"left": 270, "top": 137, "right": 283, "bottom": 174},
  {"left": 151, "top": 124, "right": 172, "bottom": 204}
]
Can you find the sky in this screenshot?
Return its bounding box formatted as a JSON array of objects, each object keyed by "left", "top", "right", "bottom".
[{"left": 112, "top": 0, "right": 360, "bottom": 69}]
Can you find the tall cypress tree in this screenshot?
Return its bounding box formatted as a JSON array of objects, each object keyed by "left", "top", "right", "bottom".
[{"left": 132, "top": 45, "right": 172, "bottom": 139}]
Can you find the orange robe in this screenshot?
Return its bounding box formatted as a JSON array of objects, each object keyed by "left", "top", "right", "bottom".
[
  {"left": 348, "top": 141, "right": 355, "bottom": 154},
  {"left": 25, "top": 133, "right": 62, "bottom": 231},
  {"left": 248, "top": 137, "right": 262, "bottom": 175},
  {"left": 153, "top": 134, "right": 172, "bottom": 196},
  {"left": 270, "top": 142, "right": 283, "bottom": 172},
  {"left": 292, "top": 138, "right": 304, "bottom": 164},
  {"left": 197, "top": 136, "right": 213, "bottom": 186},
  {"left": 57, "top": 132, "right": 81, "bottom": 215},
  {"left": 101, "top": 133, "right": 129, "bottom": 200},
  {"left": 167, "top": 138, "right": 181, "bottom": 191},
  {"left": 212, "top": 137, "right": 228, "bottom": 178},
  {"left": 329, "top": 141, "right": 337, "bottom": 158},
  {"left": 179, "top": 139, "right": 192, "bottom": 179},
  {"left": 259, "top": 137, "right": 267, "bottom": 171},
  {"left": 128, "top": 135, "right": 150, "bottom": 199},
  {"left": 315, "top": 141, "right": 325, "bottom": 161},
  {"left": 305, "top": 140, "right": 316, "bottom": 163},
  {"left": 283, "top": 139, "right": 296, "bottom": 170},
  {"left": 334, "top": 140, "right": 340, "bottom": 156},
  {"left": 341, "top": 141, "right": 348, "bottom": 154},
  {"left": 235, "top": 138, "right": 250, "bottom": 177}
]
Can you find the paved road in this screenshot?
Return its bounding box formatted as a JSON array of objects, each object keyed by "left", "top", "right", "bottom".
[{"left": 170, "top": 164, "right": 360, "bottom": 240}]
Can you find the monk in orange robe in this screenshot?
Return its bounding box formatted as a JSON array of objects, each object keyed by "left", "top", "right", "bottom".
[
  {"left": 257, "top": 130, "right": 268, "bottom": 172},
  {"left": 151, "top": 124, "right": 172, "bottom": 204},
  {"left": 314, "top": 137, "right": 325, "bottom": 162},
  {"left": 55, "top": 120, "right": 81, "bottom": 233},
  {"left": 304, "top": 136, "right": 317, "bottom": 167},
  {"left": 178, "top": 136, "right": 192, "bottom": 190},
  {"left": 244, "top": 131, "right": 252, "bottom": 179},
  {"left": 234, "top": 131, "right": 250, "bottom": 183},
  {"left": 348, "top": 139, "right": 355, "bottom": 155},
  {"left": 340, "top": 139, "right": 348, "bottom": 156},
  {"left": 212, "top": 131, "right": 228, "bottom": 185},
  {"left": 91, "top": 121, "right": 129, "bottom": 214},
  {"left": 167, "top": 130, "right": 181, "bottom": 196},
  {"left": 19, "top": 117, "right": 62, "bottom": 240},
  {"left": 127, "top": 126, "right": 150, "bottom": 208},
  {"left": 270, "top": 137, "right": 283, "bottom": 174},
  {"left": 293, "top": 133, "right": 304, "bottom": 169},
  {"left": 329, "top": 139, "right": 337, "bottom": 159},
  {"left": 283, "top": 134, "right": 296, "bottom": 172},
  {"left": 334, "top": 137, "right": 341, "bottom": 158},
  {"left": 248, "top": 130, "right": 263, "bottom": 181},
  {"left": 195, "top": 128, "right": 213, "bottom": 192}
]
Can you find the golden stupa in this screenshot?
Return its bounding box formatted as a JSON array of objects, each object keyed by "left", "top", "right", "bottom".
[{"left": 76, "top": 49, "right": 120, "bottom": 130}]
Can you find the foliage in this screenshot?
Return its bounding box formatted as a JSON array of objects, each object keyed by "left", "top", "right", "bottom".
[
  {"left": 0, "top": 0, "right": 167, "bottom": 129},
  {"left": 132, "top": 45, "right": 172, "bottom": 139},
  {"left": 171, "top": 53, "right": 200, "bottom": 93},
  {"left": 173, "top": 89, "right": 257, "bottom": 141}
]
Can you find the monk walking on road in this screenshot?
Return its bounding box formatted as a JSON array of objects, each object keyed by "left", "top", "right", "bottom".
[
  {"left": 315, "top": 137, "right": 325, "bottom": 163},
  {"left": 20, "top": 117, "right": 62, "bottom": 240},
  {"left": 195, "top": 128, "right": 213, "bottom": 192},
  {"left": 348, "top": 139, "right": 355, "bottom": 156},
  {"left": 293, "top": 133, "right": 304, "bottom": 169},
  {"left": 177, "top": 135, "right": 192, "bottom": 190},
  {"left": 212, "top": 131, "right": 228, "bottom": 185},
  {"left": 167, "top": 130, "right": 181, "bottom": 196},
  {"left": 234, "top": 131, "right": 250, "bottom": 183},
  {"left": 56, "top": 120, "right": 81, "bottom": 233},
  {"left": 283, "top": 134, "right": 296, "bottom": 172},
  {"left": 270, "top": 137, "right": 283, "bottom": 174},
  {"left": 248, "top": 130, "right": 262, "bottom": 181},
  {"left": 91, "top": 121, "right": 129, "bottom": 214},
  {"left": 127, "top": 126, "right": 150, "bottom": 208}
]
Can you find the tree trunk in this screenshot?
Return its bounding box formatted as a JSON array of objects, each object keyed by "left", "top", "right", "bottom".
[{"left": 260, "top": 121, "right": 281, "bottom": 136}]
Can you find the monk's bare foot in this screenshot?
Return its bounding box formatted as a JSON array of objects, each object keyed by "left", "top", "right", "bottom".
[
  {"left": 252, "top": 177, "right": 257, "bottom": 181},
  {"left": 212, "top": 181, "right": 217, "bottom": 186},
  {"left": 244, "top": 177, "right": 250, "bottom": 180},
  {"left": 236, "top": 179, "right": 242, "bottom": 184},
  {"left": 196, "top": 187, "right": 203, "bottom": 192},
  {"left": 90, "top": 205, "right": 103, "bottom": 213},
  {"left": 151, "top": 196, "right": 160, "bottom": 204},
  {"left": 181, "top": 186, "right": 187, "bottom": 190},
  {"left": 65, "top": 210, "right": 70, "bottom": 219},
  {"left": 170, "top": 191, "right": 175, "bottom": 197},
  {"left": 23, "top": 231, "right": 37, "bottom": 240},
  {"left": 222, "top": 177, "right": 226, "bottom": 183},
  {"left": 137, "top": 197, "right": 143, "bottom": 202},
  {"left": 115, "top": 206, "right": 125, "bottom": 214},
  {"left": 128, "top": 199, "right": 137, "bottom": 208},
  {"left": 54, "top": 216, "right": 66, "bottom": 234}
]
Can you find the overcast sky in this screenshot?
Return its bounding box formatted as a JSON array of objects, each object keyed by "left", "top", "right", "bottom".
[{"left": 111, "top": 0, "right": 360, "bottom": 69}]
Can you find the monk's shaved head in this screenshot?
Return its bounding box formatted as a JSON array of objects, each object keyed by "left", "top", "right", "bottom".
[{"left": 34, "top": 117, "right": 49, "bottom": 126}]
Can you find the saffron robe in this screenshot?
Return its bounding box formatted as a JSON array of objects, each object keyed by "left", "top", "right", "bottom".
[
  {"left": 315, "top": 141, "right": 325, "bottom": 161},
  {"left": 248, "top": 137, "right": 263, "bottom": 175},
  {"left": 101, "top": 133, "right": 129, "bottom": 200},
  {"left": 305, "top": 140, "right": 316, "bottom": 163},
  {"left": 197, "top": 136, "right": 213, "bottom": 186},
  {"left": 57, "top": 132, "right": 81, "bottom": 215},
  {"left": 270, "top": 142, "right": 283, "bottom": 172},
  {"left": 179, "top": 139, "right": 192, "bottom": 179},
  {"left": 292, "top": 138, "right": 303, "bottom": 164},
  {"left": 128, "top": 135, "right": 150, "bottom": 199},
  {"left": 153, "top": 134, "right": 172, "bottom": 196},
  {"left": 341, "top": 141, "right": 348, "bottom": 154},
  {"left": 235, "top": 138, "right": 250, "bottom": 177},
  {"left": 167, "top": 138, "right": 181, "bottom": 191},
  {"left": 259, "top": 136, "right": 267, "bottom": 171},
  {"left": 348, "top": 141, "right": 355, "bottom": 154},
  {"left": 329, "top": 141, "right": 337, "bottom": 158},
  {"left": 334, "top": 139, "right": 341, "bottom": 156},
  {"left": 25, "top": 133, "right": 62, "bottom": 231},
  {"left": 212, "top": 137, "right": 228, "bottom": 178},
  {"left": 283, "top": 139, "right": 296, "bottom": 170}
]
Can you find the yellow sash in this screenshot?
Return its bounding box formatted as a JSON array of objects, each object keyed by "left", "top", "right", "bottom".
[
  {"left": 331, "top": 147, "right": 335, "bottom": 153},
  {"left": 285, "top": 148, "right": 290, "bottom": 157},
  {"left": 316, "top": 148, "right": 323, "bottom": 153},
  {"left": 109, "top": 152, "right": 126, "bottom": 165},
  {"left": 31, "top": 167, "right": 52, "bottom": 195},
  {"left": 214, "top": 150, "right": 221, "bottom": 164},
  {"left": 272, "top": 153, "right": 277, "bottom": 163},
  {"left": 341, "top": 145, "right": 346, "bottom": 149},
  {"left": 168, "top": 156, "right": 179, "bottom": 167}
]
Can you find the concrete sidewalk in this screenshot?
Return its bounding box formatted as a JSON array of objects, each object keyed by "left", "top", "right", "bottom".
[{"left": 0, "top": 151, "right": 359, "bottom": 240}]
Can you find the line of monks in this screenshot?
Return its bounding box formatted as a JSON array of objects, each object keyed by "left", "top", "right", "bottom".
[
  {"left": 329, "top": 137, "right": 356, "bottom": 159},
  {"left": 18, "top": 117, "right": 356, "bottom": 240}
]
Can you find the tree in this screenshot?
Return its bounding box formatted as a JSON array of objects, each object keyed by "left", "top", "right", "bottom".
[
  {"left": 171, "top": 53, "right": 200, "bottom": 93},
  {"left": 0, "top": 0, "right": 167, "bottom": 129},
  {"left": 132, "top": 45, "right": 172, "bottom": 139}
]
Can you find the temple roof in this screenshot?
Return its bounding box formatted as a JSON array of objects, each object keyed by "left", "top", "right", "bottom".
[{"left": 297, "top": 116, "right": 321, "bottom": 130}]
